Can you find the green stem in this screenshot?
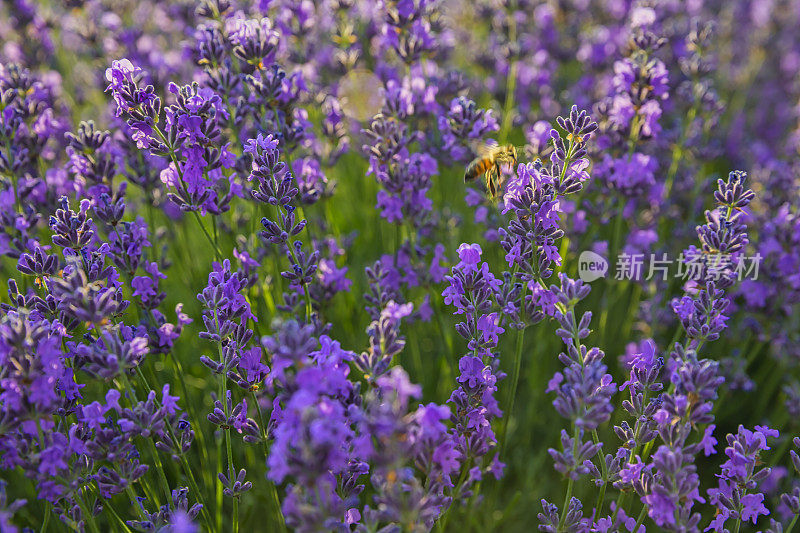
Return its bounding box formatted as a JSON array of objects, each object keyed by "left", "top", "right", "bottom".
[
  {"left": 500, "top": 322, "right": 527, "bottom": 457},
  {"left": 594, "top": 483, "right": 607, "bottom": 519},
  {"left": 212, "top": 212, "right": 220, "bottom": 251},
  {"left": 146, "top": 437, "right": 172, "bottom": 503},
  {"left": 118, "top": 372, "right": 171, "bottom": 504},
  {"left": 662, "top": 104, "right": 697, "bottom": 199},
  {"left": 213, "top": 344, "right": 237, "bottom": 533},
  {"left": 558, "top": 476, "right": 575, "bottom": 531},
  {"left": 271, "top": 151, "right": 311, "bottom": 321},
  {"left": 75, "top": 488, "right": 102, "bottom": 533},
  {"left": 626, "top": 114, "right": 641, "bottom": 160},
  {"left": 302, "top": 284, "right": 313, "bottom": 322},
  {"left": 151, "top": 124, "right": 222, "bottom": 264},
  {"left": 611, "top": 492, "right": 628, "bottom": 524},
  {"left": 165, "top": 348, "right": 212, "bottom": 481},
  {"left": 498, "top": 1, "right": 518, "bottom": 144},
  {"left": 250, "top": 391, "right": 270, "bottom": 459},
  {"left": 557, "top": 425, "right": 580, "bottom": 530},
  {"left": 217, "top": 356, "right": 238, "bottom": 533},
  {"left": 134, "top": 369, "right": 215, "bottom": 533},
  {"left": 608, "top": 204, "right": 625, "bottom": 273},
  {"left": 179, "top": 453, "right": 216, "bottom": 533},
  {"left": 138, "top": 472, "right": 163, "bottom": 510},
  {"left": 191, "top": 210, "right": 223, "bottom": 261},
  {"left": 41, "top": 505, "right": 51, "bottom": 533},
  {"left": 786, "top": 513, "right": 799, "bottom": 533},
  {"left": 436, "top": 462, "right": 471, "bottom": 532},
  {"left": 151, "top": 438, "right": 173, "bottom": 497},
  {"left": 270, "top": 200, "right": 313, "bottom": 321},
  {"left": 633, "top": 505, "right": 648, "bottom": 532},
  {"left": 216, "top": 378, "right": 224, "bottom": 533},
  {"left": 226, "top": 428, "right": 239, "bottom": 533},
  {"left": 104, "top": 500, "right": 134, "bottom": 533},
  {"left": 126, "top": 486, "right": 147, "bottom": 520},
  {"left": 592, "top": 430, "right": 609, "bottom": 516},
  {"left": 269, "top": 482, "right": 287, "bottom": 533}
]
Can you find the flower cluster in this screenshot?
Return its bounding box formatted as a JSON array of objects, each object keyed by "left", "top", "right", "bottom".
[{"left": 3, "top": 1, "right": 800, "bottom": 532}]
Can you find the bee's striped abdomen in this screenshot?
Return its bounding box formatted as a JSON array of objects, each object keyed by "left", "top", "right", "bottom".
[{"left": 464, "top": 156, "right": 493, "bottom": 182}]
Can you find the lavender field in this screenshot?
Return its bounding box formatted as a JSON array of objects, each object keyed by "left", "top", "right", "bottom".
[{"left": 1, "top": 0, "right": 800, "bottom": 531}]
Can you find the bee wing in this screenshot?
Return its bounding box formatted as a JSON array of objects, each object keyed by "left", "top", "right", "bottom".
[{"left": 468, "top": 138, "right": 500, "bottom": 159}]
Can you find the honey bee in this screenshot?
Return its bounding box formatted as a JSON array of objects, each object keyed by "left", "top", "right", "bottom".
[{"left": 464, "top": 143, "right": 518, "bottom": 198}]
